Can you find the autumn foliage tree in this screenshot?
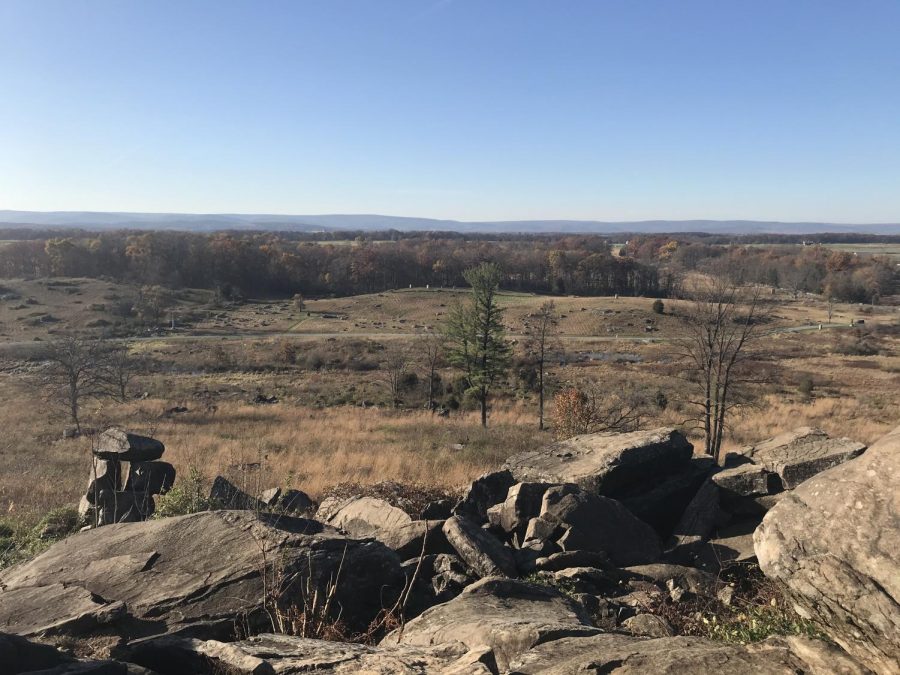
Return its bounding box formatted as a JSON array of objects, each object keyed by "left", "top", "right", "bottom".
[{"left": 551, "top": 386, "right": 648, "bottom": 440}]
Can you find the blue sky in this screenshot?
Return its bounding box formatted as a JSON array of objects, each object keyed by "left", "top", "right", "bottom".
[{"left": 1, "top": 0, "right": 898, "bottom": 222}]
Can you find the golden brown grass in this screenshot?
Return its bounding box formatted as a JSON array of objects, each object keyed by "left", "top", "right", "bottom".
[
  {"left": 0, "top": 373, "right": 545, "bottom": 523},
  {"left": 721, "top": 395, "right": 895, "bottom": 449},
  {"left": 146, "top": 402, "right": 541, "bottom": 499}
]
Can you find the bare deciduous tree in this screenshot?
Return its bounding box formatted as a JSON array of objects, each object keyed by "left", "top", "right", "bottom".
[
  {"left": 99, "top": 342, "right": 139, "bottom": 402},
  {"left": 418, "top": 331, "right": 443, "bottom": 413},
  {"left": 40, "top": 335, "right": 108, "bottom": 432},
  {"left": 379, "top": 350, "right": 410, "bottom": 408},
  {"left": 676, "top": 280, "right": 768, "bottom": 461},
  {"left": 523, "top": 300, "right": 560, "bottom": 429}
]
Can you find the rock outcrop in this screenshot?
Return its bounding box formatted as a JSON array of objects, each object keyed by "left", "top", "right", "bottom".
[
  {"left": 755, "top": 424, "right": 900, "bottom": 673},
  {"left": 4, "top": 424, "right": 888, "bottom": 673},
  {"left": 0, "top": 510, "right": 404, "bottom": 640}
]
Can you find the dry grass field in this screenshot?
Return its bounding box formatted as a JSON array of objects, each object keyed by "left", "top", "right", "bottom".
[{"left": 0, "top": 278, "right": 897, "bottom": 527}]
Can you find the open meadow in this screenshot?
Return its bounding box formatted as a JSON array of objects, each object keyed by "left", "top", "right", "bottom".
[{"left": 1, "top": 278, "right": 897, "bottom": 525}]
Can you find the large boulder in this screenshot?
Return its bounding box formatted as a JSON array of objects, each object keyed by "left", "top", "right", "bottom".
[
  {"left": 453, "top": 469, "right": 516, "bottom": 522},
  {"left": 275, "top": 488, "right": 315, "bottom": 514},
  {"left": 123, "top": 461, "right": 176, "bottom": 496},
  {"left": 0, "top": 510, "right": 404, "bottom": 640},
  {"left": 318, "top": 496, "right": 449, "bottom": 558},
  {"left": 208, "top": 476, "right": 266, "bottom": 511},
  {"left": 539, "top": 484, "right": 662, "bottom": 566},
  {"left": 497, "top": 482, "right": 553, "bottom": 534},
  {"left": 507, "top": 633, "right": 869, "bottom": 674},
  {"left": 0, "top": 631, "right": 80, "bottom": 674},
  {"left": 730, "top": 427, "right": 866, "bottom": 489},
  {"left": 324, "top": 496, "right": 413, "bottom": 535},
  {"left": 442, "top": 515, "right": 517, "bottom": 578},
  {"left": 503, "top": 428, "right": 693, "bottom": 498},
  {"left": 377, "top": 519, "right": 451, "bottom": 559},
  {"left": 94, "top": 429, "right": 164, "bottom": 462},
  {"left": 385, "top": 577, "right": 600, "bottom": 671},
  {"left": 755, "top": 424, "right": 900, "bottom": 673}
]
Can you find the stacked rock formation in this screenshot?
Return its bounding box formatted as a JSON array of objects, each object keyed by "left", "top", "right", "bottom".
[{"left": 79, "top": 428, "right": 176, "bottom": 527}]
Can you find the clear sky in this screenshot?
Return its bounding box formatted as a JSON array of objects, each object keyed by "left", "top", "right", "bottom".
[{"left": 1, "top": 0, "right": 899, "bottom": 222}]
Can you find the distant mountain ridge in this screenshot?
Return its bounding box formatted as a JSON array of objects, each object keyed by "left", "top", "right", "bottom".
[{"left": 1, "top": 210, "right": 898, "bottom": 235}]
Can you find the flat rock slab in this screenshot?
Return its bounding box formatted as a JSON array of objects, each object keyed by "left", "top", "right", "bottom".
[
  {"left": 755, "top": 424, "right": 900, "bottom": 673},
  {"left": 507, "top": 633, "right": 869, "bottom": 674},
  {"left": 325, "top": 496, "right": 412, "bottom": 536},
  {"left": 0, "top": 583, "right": 126, "bottom": 637},
  {"left": 713, "top": 462, "right": 781, "bottom": 497},
  {"left": 386, "top": 577, "right": 600, "bottom": 672},
  {"left": 734, "top": 426, "right": 866, "bottom": 489},
  {"left": 443, "top": 515, "right": 517, "bottom": 578},
  {"left": 0, "top": 511, "right": 403, "bottom": 640},
  {"left": 377, "top": 519, "right": 450, "bottom": 559},
  {"left": 122, "top": 633, "right": 494, "bottom": 675},
  {"left": 94, "top": 429, "right": 164, "bottom": 462},
  {"left": 503, "top": 427, "right": 692, "bottom": 497},
  {"left": 695, "top": 519, "right": 759, "bottom": 572}
]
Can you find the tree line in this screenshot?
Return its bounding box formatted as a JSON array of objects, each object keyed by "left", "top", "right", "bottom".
[
  {"left": 625, "top": 236, "right": 896, "bottom": 304},
  {"left": 0, "top": 231, "right": 662, "bottom": 299}
]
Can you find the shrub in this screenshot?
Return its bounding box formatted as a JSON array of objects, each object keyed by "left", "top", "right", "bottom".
[
  {"left": 655, "top": 389, "right": 669, "bottom": 410},
  {"left": 277, "top": 341, "right": 298, "bottom": 365},
  {"left": 551, "top": 386, "right": 648, "bottom": 439},
  {"left": 646, "top": 564, "right": 824, "bottom": 645},
  {"left": 305, "top": 349, "right": 327, "bottom": 370},
  {"left": 652, "top": 298, "right": 665, "bottom": 314},
  {"left": 551, "top": 388, "right": 595, "bottom": 439},
  {"left": 154, "top": 467, "right": 210, "bottom": 518},
  {"left": 798, "top": 376, "right": 814, "bottom": 398},
  {"left": 399, "top": 371, "right": 419, "bottom": 391},
  {"left": 0, "top": 506, "right": 81, "bottom": 570}
]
